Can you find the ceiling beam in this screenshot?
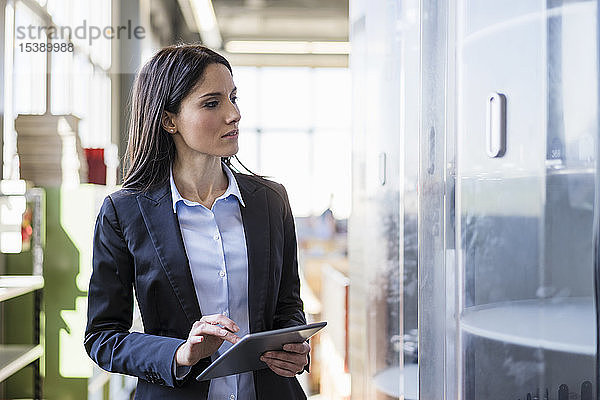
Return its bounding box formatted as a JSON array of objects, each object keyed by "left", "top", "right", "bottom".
[
  {"left": 219, "top": 16, "right": 347, "bottom": 41},
  {"left": 224, "top": 52, "right": 348, "bottom": 68}
]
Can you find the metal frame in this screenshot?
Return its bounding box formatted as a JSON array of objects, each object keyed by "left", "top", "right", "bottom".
[
  {"left": 26, "top": 187, "right": 44, "bottom": 400},
  {"left": 417, "top": 0, "right": 451, "bottom": 399},
  {"left": 594, "top": 1, "right": 600, "bottom": 399}
]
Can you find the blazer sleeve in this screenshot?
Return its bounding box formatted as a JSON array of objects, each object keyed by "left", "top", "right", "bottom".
[
  {"left": 84, "top": 195, "right": 185, "bottom": 388},
  {"left": 272, "top": 184, "right": 306, "bottom": 329}
]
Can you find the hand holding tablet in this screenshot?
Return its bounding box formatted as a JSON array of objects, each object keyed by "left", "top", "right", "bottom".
[
  {"left": 260, "top": 341, "right": 311, "bottom": 377},
  {"left": 196, "top": 321, "right": 327, "bottom": 381}
]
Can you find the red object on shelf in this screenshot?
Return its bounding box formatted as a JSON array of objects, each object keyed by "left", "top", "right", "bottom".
[{"left": 84, "top": 148, "right": 107, "bottom": 185}]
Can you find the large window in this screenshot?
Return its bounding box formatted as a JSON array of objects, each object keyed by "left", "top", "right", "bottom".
[
  {"left": 47, "top": 0, "right": 112, "bottom": 148},
  {"left": 4, "top": 0, "right": 112, "bottom": 178},
  {"left": 234, "top": 66, "right": 351, "bottom": 218}
]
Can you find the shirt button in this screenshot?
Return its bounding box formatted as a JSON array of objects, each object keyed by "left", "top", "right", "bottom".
[
  {"left": 230, "top": 395, "right": 235, "bottom": 400},
  {"left": 214, "top": 233, "right": 220, "bottom": 240},
  {"left": 219, "top": 270, "right": 226, "bottom": 278}
]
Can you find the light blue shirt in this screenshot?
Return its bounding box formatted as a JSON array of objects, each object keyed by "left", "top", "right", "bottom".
[{"left": 171, "top": 163, "right": 256, "bottom": 400}]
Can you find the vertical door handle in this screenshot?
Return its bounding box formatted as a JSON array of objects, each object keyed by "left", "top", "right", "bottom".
[
  {"left": 486, "top": 92, "right": 507, "bottom": 158},
  {"left": 379, "top": 152, "right": 386, "bottom": 185},
  {"left": 427, "top": 126, "right": 435, "bottom": 175}
]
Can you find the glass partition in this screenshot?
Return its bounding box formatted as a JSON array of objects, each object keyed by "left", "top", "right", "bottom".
[
  {"left": 455, "top": 1, "right": 598, "bottom": 399},
  {"left": 348, "top": 0, "right": 420, "bottom": 398}
]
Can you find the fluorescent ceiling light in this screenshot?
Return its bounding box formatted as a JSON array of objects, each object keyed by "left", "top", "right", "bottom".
[
  {"left": 176, "top": 0, "right": 197, "bottom": 32},
  {"left": 225, "top": 40, "right": 350, "bottom": 55},
  {"left": 190, "top": 0, "right": 217, "bottom": 31},
  {"left": 183, "top": 0, "right": 222, "bottom": 49},
  {"left": 226, "top": 41, "right": 310, "bottom": 54},
  {"left": 311, "top": 41, "right": 351, "bottom": 54}
]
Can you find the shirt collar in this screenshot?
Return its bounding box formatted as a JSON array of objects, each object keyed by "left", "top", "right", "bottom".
[{"left": 170, "top": 162, "right": 246, "bottom": 213}]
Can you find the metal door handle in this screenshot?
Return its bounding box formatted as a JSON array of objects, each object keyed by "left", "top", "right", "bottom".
[{"left": 486, "top": 92, "right": 507, "bottom": 158}]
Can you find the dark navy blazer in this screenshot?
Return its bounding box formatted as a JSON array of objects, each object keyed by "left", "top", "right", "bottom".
[{"left": 85, "top": 173, "right": 307, "bottom": 399}]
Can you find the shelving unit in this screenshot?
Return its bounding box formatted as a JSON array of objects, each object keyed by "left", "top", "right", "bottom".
[
  {"left": 0, "top": 276, "right": 44, "bottom": 302},
  {"left": 372, "top": 363, "right": 419, "bottom": 400},
  {"left": 0, "top": 278, "right": 44, "bottom": 399},
  {"left": 0, "top": 187, "right": 44, "bottom": 399},
  {"left": 461, "top": 297, "right": 595, "bottom": 355},
  {"left": 0, "top": 344, "right": 43, "bottom": 383}
]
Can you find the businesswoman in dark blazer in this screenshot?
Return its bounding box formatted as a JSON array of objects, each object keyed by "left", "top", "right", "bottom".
[{"left": 85, "top": 44, "right": 309, "bottom": 399}]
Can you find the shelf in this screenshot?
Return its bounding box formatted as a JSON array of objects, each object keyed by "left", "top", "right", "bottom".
[
  {"left": 0, "top": 276, "right": 44, "bottom": 302},
  {"left": 372, "top": 363, "right": 418, "bottom": 399},
  {"left": 461, "top": 297, "right": 595, "bottom": 355},
  {"left": 546, "top": 166, "right": 594, "bottom": 176},
  {"left": 0, "top": 344, "right": 43, "bottom": 382}
]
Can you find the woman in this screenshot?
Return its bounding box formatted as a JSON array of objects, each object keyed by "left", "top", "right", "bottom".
[{"left": 85, "top": 44, "right": 310, "bottom": 400}]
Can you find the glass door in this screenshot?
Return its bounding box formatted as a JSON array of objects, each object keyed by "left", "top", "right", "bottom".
[{"left": 455, "top": 1, "right": 598, "bottom": 399}]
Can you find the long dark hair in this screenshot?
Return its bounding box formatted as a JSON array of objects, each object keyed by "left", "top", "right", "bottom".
[{"left": 123, "top": 43, "right": 258, "bottom": 192}]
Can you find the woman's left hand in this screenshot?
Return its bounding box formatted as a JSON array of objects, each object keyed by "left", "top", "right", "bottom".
[{"left": 260, "top": 342, "right": 311, "bottom": 377}]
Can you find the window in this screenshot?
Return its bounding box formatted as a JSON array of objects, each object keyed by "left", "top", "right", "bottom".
[{"left": 233, "top": 66, "right": 351, "bottom": 218}]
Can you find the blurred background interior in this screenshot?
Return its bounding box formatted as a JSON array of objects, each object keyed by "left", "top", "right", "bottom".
[{"left": 0, "top": 0, "right": 598, "bottom": 399}]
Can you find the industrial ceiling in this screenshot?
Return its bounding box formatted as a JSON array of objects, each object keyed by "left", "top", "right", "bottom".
[{"left": 171, "top": 0, "right": 350, "bottom": 67}]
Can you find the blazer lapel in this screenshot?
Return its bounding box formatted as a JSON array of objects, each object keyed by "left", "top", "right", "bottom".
[
  {"left": 137, "top": 184, "right": 202, "bottom": 325},
  {"left": 237, "top": 174, "right": 271, "bottom": 333}
]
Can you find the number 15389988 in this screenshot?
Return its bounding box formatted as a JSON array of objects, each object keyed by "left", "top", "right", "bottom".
[{"left": 18, "top": 42, "right": 73, "bottom": 52}]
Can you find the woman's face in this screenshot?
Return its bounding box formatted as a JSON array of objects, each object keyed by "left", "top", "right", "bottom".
[{"left": 165, "top": 63, "right": 241, "bottom": 160}]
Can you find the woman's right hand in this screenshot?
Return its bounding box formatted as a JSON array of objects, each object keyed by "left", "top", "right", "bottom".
[{"left": 175, "top": 314, "right": 240, "bottom": 367}]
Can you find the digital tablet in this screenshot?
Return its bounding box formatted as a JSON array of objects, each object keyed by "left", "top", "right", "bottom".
[{"left": 196, "top": 321, "right": 327, "bottom": 381}]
